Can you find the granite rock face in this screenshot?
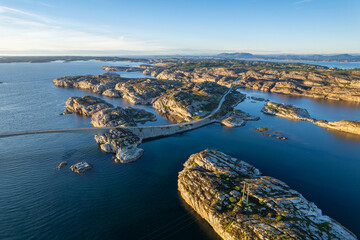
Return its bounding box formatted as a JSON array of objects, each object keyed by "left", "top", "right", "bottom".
[{"left": 178, "top": 149, "right": 357, "bottom": 240}]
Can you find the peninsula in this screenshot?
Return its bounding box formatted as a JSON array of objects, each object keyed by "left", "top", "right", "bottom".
[{"left": 262, "top": 101, "right": 360, "bottom": 135}]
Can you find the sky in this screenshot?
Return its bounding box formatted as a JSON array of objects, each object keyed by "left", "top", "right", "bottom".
[{"left": 0, "top": 0, "right": 359, "bottom": 55}]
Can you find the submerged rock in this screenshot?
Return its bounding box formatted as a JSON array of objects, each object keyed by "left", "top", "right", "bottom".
[
  {"left": 255, "top": 127, "right": 268, "bottom": 132},
  {"left": 254, "top": 127, "right": 287, "bottom": 140},
  {"left": 56, "top": 161, "right": 67, "bottom": 169},
  {"left": 70, "top": 161, "right": 93, "bottom": 174},
  {"left": 178, "top": 149, "right": 357, "bottom": 240},
  {"left": 250, "top": 96, "right": 269, "bottom": 102}
]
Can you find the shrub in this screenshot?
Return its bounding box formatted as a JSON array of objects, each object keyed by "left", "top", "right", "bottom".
[{"left": 229, "top": 197, "right": 237, "bottom": 203}]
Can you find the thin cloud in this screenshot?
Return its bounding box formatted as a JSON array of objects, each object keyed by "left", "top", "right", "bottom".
[
  {"left": 0, "top": 5, "right": 163, "bottom": 54},
  {"left": 294, "top": 0, "right": 312, "bottom": 5},
  {"left": 0, "top": 5, "right": 50, "bottom": 22}
]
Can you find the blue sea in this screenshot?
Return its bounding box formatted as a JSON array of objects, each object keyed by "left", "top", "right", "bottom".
[{"left": 0, "top": 60, "right": 359, "bottom": 239}]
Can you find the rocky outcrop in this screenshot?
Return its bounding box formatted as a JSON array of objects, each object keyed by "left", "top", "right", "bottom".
[
  {"left": 56, "top": 161, "right": 67, "bottom": 169},
  {"left": 102, "top": 66, "right": 147, "bottom": 72},
  {"left": 65, "top": 96, "right": 156, "bottom": 127},
  {"left": 221, "top": 109, "right": 259, "bottom": 128},
  {"left": 70, "top": 161, "right": 93, "bottom": 174},
  {"left": 261, "top": 101, "right": 360, "bottom": 135},
  {"left": 255, "top": 127, "right": 287, "bottom": 140},
  {"left": 65, "top": 96, "right": 114, "bottom": 117},
  {"left": 152, "top": 82, "right": 229, "bottom": 122},
  {"left": 115, "top": 78, "right": 179, "bottom": 104},
  {"left": 237, "top": 69, "right": 360, "bottom": 103},
  {"left": 261, "top": 102, "right": 311, "bottom": 121},
  {"left": 178, "top": 149, "right": 357, "bottom": 240},
  {"left": 53, "top": 75, "right": 122, "bottom": 97},
  {"left": 143, "top": 67, "right": 238, "bottom": 88},
  {"left": 94, "top": 128, "right": 144, "bottom": 163},
  {"left": 91, "top": 107, "right": 136, "bottom": 127},
  {"left": 91, "top": 107, "right": 156, "bottom": 127}
]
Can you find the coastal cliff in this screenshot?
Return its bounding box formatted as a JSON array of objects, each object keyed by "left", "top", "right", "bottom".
[{"left": 178, "top": 149, "right": 357, "bottom": 240}]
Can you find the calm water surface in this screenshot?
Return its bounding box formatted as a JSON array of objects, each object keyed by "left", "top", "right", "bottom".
[{"left": 0, "top": 61, "right": 359, "bottom": 239}]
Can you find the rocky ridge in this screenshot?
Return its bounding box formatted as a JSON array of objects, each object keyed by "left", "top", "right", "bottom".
[{"left": 178, "top": 149, "right": 357, "bottom": 240}]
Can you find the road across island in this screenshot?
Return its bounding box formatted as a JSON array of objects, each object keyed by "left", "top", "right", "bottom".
[{"left": 0, "top": 79, "right": 239, "bottom": 139}]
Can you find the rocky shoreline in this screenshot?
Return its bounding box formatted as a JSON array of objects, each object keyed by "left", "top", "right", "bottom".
[
  {"left": 262, "top": 101, "right": 360, "bottom": 135},
  {"left": 178, "top": 149, "right": 357, "bottom": 240}
]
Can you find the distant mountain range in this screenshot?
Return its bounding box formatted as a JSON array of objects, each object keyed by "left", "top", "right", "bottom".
[{"left": 217, "top": 53, "right": 360, "bottom": 63}]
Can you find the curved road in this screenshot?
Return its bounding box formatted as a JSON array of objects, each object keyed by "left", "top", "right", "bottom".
[{"left": 0, "top": 78, "right": 239, "bottom": 138}]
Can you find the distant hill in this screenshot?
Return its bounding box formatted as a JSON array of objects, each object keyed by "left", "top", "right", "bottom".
[{"left": 217, "top": 52, "right": 360, "bottom": 62}]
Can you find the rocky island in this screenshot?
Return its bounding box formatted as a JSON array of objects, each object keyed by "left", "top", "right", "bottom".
[
  {"left": 221, "top": 109, "right": 260, "bottom": 127},
  {"left": 262, "top": 101, "right": 360, "bottom": 135},
  {"left": 261, "top": 101, "right": 311, "bottom": 121},
  {"left": 178, "top": 149, "right": 357, "bottom": 240},
  {"left": 64, "top": 96, "right": 156, "bottom": 127}
]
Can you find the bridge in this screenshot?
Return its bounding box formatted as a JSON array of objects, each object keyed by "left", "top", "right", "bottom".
[{"left": 0, "top": 79, "right": 239, "bottom": 139}]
